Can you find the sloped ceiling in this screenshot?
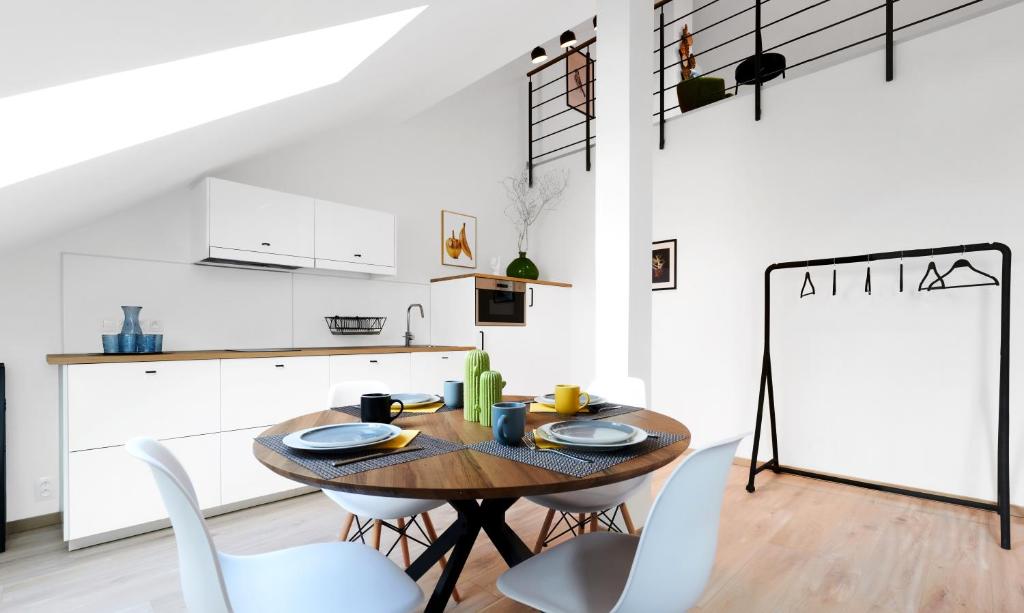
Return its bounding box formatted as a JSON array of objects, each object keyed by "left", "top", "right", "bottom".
[{"left": 0, "top": 0, "right": 592, "bottom": 251}]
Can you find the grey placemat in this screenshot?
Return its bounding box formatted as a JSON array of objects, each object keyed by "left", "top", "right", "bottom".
[
  {"left": 331, "top": 404, "right": 461, "bottom": 419},
  {"left": 255, "top": 433, "right": 465, "bottom": 479},
  {"left": 468, "top": 431, "right": 688, "bottom": 478}
]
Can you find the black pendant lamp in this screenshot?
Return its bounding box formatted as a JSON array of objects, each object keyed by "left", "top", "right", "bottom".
[
  {"left": 531, "top": 46, "right": 548, "bottom": 64},
  {"left": 560, "top": 30, "right": 577, "bottom": 49}
]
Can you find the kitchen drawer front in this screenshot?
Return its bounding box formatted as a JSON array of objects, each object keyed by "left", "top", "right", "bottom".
[
  {"left": 221, "top": 356, "right": 329, "bottom": 431},
  {"left": 221, "top": 427, "right": 302, "bottom": 505},
  {"left": 409, "top": 351, "right": 467, "bottom": 395},
  {"left": 68, "top": 361, "right": 220, "bottom": 451},
  {"left": 329, "top": 353, "right": 411, "bottom": 394},
  {"left": 67, "top": 433, "right": 220, "bottom": 541}
]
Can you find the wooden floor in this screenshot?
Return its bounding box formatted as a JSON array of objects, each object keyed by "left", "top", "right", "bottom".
[{"left": 1, "top": 459, "right": 1022, "bottom": 612}]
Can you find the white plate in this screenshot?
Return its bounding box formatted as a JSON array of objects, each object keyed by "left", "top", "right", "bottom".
[
  {"left": 534, "top": 394, "right": 606, "bottom": 408},
  {"left": 548, "top": 421, "right": 636, "bottom": 445},
  {"left": 536, "top": 422, "right": 648, "bottom": 451},
  {"left": 393, "top": 393, "right": 441, "bottom": 408},
  {"left": 283, "top": 423, "right": 401, "bottom": 452}
]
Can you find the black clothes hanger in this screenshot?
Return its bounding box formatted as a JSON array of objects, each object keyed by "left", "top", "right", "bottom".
[
  {"left": 918, "top": 250, "right": 943, "bottom": 291},
  {"left": 864, "top": 256, "right": 872, "bottom": 295},
  {"left": 800, "top": 269, "right": 816, "bottom": 298},
  {"left": 927, "top": 248, "right": 999, "bottom": 290}
]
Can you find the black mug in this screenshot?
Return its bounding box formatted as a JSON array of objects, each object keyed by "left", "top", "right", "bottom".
[{"left": 360, "top": 393, "right": 405, "bottom": 424}]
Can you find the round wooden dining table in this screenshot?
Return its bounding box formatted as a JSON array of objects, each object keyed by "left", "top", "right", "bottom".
[{"left": 254, "top": 396, "right": 691, "bottom": 612}]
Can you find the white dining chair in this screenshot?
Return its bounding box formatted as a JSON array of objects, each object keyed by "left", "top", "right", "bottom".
[
  {"left": 126, "top": 437, "right": 423, "bottom": 613},
  {"left": 498, "top": 433, "right": 746, "bottom": 613},
  {"left": 527, "top": 376, "right": 650, "bottom": 551},
  {"left": 323, "top": 380, "right": 461, "bottom": 601}
]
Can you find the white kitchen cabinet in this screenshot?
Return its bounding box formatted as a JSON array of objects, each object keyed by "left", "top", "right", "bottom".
[
  {"left": 314, "top": 200, "right": 396, "bottom": 274},
  {"left": 329, "top": 353, "right": 411, "bottom": 393},
  {"left": 194, "top": 178, "right": 316, "bottom": 268},
  {"left": 221, "top": 427, "right": 303, "bottom": 505},
  {"left": 431, "top": 275, "right": 573, "bottom": 396},
  {"left": 409, "top": 351, "right": 468, "bottom": 395},
  {"left": 221, "top": 356, "right": 329, "bottom": 431},
  {"left": 68, "top": 360, "right": 220, "bottom": 452},
  {"left": 67, "top": 434, "right": 220, "bottom": 541}
]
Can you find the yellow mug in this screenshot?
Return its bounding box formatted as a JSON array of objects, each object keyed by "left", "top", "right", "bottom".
[{"left": 554, "top": 384, "right": 591, "bottom": 417}]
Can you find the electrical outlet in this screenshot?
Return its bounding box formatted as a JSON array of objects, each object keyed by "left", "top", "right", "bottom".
[{"left": 37, "top": 476, "right": 54, "bottom": 500}]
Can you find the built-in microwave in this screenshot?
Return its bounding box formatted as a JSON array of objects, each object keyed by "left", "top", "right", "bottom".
[{"left": 475, "top": 278, "right": 527, "bottom": 326}]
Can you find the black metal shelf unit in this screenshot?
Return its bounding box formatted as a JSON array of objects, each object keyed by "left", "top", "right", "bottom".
[{"left": 745, "top": 243, "right": 1012, "bottom": 550}]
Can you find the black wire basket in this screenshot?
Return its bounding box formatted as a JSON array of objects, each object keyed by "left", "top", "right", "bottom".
[{"left": 324, "top": 316, "right": 386, "bottom": 336}]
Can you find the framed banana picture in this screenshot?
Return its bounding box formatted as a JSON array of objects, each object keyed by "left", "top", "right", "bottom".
[{"left": 441, "top": 210, "right": 477, "bottom": 268}]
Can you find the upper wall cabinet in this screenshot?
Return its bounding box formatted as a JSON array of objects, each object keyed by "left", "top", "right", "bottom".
[
  {"left": 193, "top": 178, "right": 316, "bottom": 269},
  {"left": 192, "top": 179, "right": 396, "bottom": 275},
  {"left": 315, "top": 200, "right": 397, "bottom": 275}
]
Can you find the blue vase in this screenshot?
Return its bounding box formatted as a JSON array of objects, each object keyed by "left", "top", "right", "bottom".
[{"left": 121, "top": 306, "right": 143, "bottom": 335}]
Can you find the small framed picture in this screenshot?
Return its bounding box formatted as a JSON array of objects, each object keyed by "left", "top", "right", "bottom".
[
  {"left": 441, "top": 210, "right": 477, "bottom": 268},
  {"left": 652, "top": 239, "right": 677, "bottom": 291}
]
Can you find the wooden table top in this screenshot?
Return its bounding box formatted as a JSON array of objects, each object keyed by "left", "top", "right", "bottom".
[{"left": 254, "top": 396, "right": 691, "bottom": 500}]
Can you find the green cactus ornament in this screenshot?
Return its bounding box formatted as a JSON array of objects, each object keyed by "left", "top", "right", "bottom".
[
  {"left": 463, "top": 350, "right": 490, "bottom": 422},
  {"left": 477, "top": 370, "right": 505, "bottom": 427}
]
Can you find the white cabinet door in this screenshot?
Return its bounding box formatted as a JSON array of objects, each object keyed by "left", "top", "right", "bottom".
[
  {"left": 68, "top": 361, "right": 220, "bottom": 452},
  {"left": 524, "top": 284, "right": 572, "bottom": 392},
  {"left": 208, "top": 178, "right": 315, "bottom": 259},
  {"left": 409, "top": 351, "right": 468, "bottom": 395},
  {"left": 477, "top": 327, "right": 535, "bottom": 395},
  {"left": 329, "top": 353, "right": 411, "bottom": 393},
  {"left": 430, "top": 278, "right": 477, "bottom": 346},
  {"left": 221, "top": 427, "right": 303, "bottom": 505},
  {"left": 315, "top": 200, "right": 395, "bottom": 269},
  {"left": 221, "top": 357, "right": 329, "bottom": 431},
  {"left": 68, "top": 434, "right": 220, "bottom": 541}
]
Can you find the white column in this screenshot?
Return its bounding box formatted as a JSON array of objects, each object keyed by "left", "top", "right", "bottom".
[{"left": 594, "top": 0, "right": 653, "bottom": 392}]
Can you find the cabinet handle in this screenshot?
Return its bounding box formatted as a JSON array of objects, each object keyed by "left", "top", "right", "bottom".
[
  {"left": 479, "top": 331, "right": 485, "bottom": 351},
  {"left": 144, "top": 370, "right": 157, "bottom": 374},
  {"left": 261, "top": 242, "right": 271, "bottom": 247},
  {"left": 529, "top": 287, "right": 534, "bottom": 307},
  {"left": 353, "top": 253, "right": 362, "bottom": 258},
  {"left": 369, "top": 359, "right": 378, "bottom": 363},
  {"left": 275, "top": 364, "right": 285, "bottom": 368},
  {"left": 441, "top": 356, "right": 449, "bottom": 360}
]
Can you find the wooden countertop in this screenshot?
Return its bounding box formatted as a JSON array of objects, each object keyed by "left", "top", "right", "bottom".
[
  {"left": 46, "top": 345, "right": 475, "bottom": 365},
  {"left": 429, "top": 273, "right": 571, "bottom": 288}
]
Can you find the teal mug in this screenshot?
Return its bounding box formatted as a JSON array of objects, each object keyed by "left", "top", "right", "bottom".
[{"left": 492, "top": 402, "right": 527, "bottom": 446}]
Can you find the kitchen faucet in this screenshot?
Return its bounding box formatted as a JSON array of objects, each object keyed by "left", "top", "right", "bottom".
[{"left": 404, "top": 303, "right": 424, "bottom": 346}]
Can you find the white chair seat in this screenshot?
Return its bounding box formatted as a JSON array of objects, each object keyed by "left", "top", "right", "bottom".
[
  {"left": 323, "top": 490, "right": 444, "bottom": 520},
  {"left": 497, "top": 532, "right": 639, "bottom": 613},
  {"left": 526, "top": 475, "right": 650, "bottom": 514},
  {"left": 220, "top": 542, "right": 422, "bottom": 613}
]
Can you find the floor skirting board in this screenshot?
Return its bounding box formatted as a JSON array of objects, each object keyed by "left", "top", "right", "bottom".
[
  {"left": 7, "top": 512, "right": 62, "bottom": 534},
  {"left": 732, "top": 457, "right": 1024, "bottom": 518}
]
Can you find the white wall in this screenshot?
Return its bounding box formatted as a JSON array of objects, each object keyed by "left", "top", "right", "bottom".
[
  {"left": 649, "top": 2, "right": 1024, "bottom": 506},
  {"left": 0, "top": 58, "right": 598, "bottom": 522}
]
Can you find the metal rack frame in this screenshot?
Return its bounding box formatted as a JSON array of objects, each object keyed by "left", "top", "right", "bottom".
[{"left": 745, "top": 242, "right": 1012, "bottom": 550}]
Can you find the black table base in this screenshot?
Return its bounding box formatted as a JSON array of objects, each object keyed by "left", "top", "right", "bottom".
[{"left": 405, "top": 498, "right": 532, "bottom": 612}]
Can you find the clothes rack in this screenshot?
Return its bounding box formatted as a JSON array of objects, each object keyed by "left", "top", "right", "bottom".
[{"left": 745, "top": 242, "right": 1012, "bottom": 550}]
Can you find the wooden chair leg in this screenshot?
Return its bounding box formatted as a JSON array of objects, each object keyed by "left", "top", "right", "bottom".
[
  {"left": 371, "top": 519, "right": 382, "bottom": 550},
  {"left": 620, "top": 503, "right": 637, "bottom": 535},
  {"left": 534, "top": 509, "right": 555, "bottom": 553},
  {"left": 338, "top": 512, "right": 355, "bottom": 541},
  {"left": 422, "top": 512, "right": 462, "bottom": 603},
  {"left": 577, "top": 513, "right": 586, "bottom": 534},
  {"left": 590, "top": 512, "right": 599, "bottom": 532},
  {"left": 396, "top": 518, "right": 412, "bottom": 568}
]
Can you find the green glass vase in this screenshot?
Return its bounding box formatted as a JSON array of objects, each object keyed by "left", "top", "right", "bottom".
[{"left": 506, "top": 252, "right": 539, "bottom": 280}]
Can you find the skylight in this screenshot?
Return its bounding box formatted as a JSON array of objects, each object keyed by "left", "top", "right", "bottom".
[{"left": 0, "top": 6, "right": 427, "bottom": 189}]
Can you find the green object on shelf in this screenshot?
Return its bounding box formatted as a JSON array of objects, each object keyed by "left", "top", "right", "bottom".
[
  {"left": 676, "top": 76, "right": 730, "bottom": 113},
  {"left": 463, "top": 350, "right": 490, "bottom": 422},
  {"left": 477, "top": 370, "right": 505, "bottom": 427},
  {"left": 506, "top": 252, "right": 539, "bottom": 280}
]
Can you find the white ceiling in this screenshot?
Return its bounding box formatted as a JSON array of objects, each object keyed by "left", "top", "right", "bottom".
[{"left": 0, "top": 0, "right": 592, "bottom": 250}]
